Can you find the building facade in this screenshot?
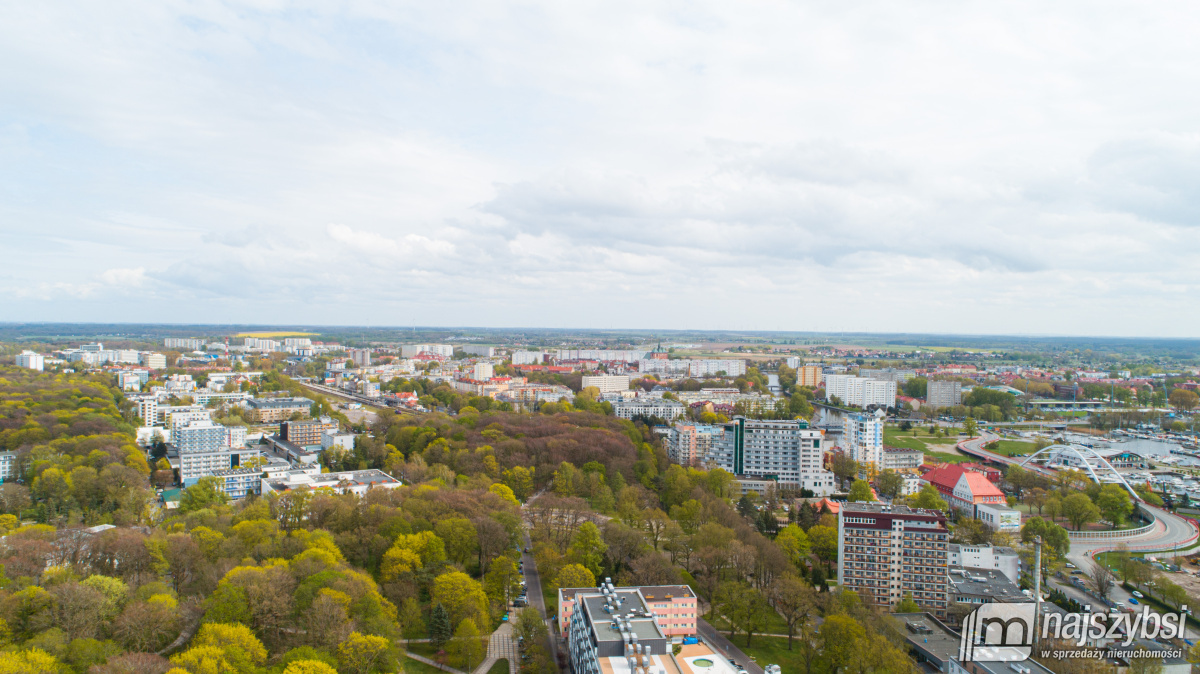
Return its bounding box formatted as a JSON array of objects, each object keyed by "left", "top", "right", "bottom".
[
  {"left": 843, "top": 412, "right": 885, "bottom": 471},
  {"left": 825, "top": 375, "right": 897, "bottom": 409},
  {"left": 610, "top": 398, "right": 686, "bottom": 421},
  {"left": 666, "top": 424, "right": 719, "bottom": 467},
  {"left": 280, "top": 417, "right": 340, "bottom": 446},
  {"left": 927, "top": 380, "right": 963, "bottom": 409},
  {"left": 838, "top": 503, "right": 950, "bottom": 618},
  {"left": 244, "top": 397, "right": 313, "bottom": 423},
  {"left": 14, "top": 351, "right": 44, "bottom": 371},
  {"left": 580, "top": 375, "right": 631, "bottom": 393},
  {"left": 709, "top": 417, "right": 835, "bottom": 494}
]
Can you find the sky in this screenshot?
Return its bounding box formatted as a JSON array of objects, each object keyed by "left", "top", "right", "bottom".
[{"left": 2, "top": 1, "right": 1200, "bottom": 336}]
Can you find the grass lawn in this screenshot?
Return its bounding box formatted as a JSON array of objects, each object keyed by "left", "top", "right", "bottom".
[
  {"left": 730, "top": 634, "right": 815, "bottom": 672},
  {"left": 705, "top": 609, "right": 792, "bottom": 636},
  {"left": 408, "top": 642, "right": 441, "bottom": 659},
  {"left": 923, "top": 451, "right": 970, "bottom": 464},
  {"left": 984, "top": 439, "right": 1037, "bottom": 456},
  {"left": 404, "top": 656, "right": 447, "bottom": 674},
  {"left": 488, "top": 659, "right": 509, "bottom": 674}
]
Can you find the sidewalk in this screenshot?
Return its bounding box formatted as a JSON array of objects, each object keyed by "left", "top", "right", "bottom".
[{"left": 473, "top": 622, "right": 517, "bottom": 674}]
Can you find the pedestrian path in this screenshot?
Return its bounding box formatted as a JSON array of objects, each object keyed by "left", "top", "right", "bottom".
[
  {"left": 473, "top": 622, "right": 517, "bottom": 674},
  {"left": 407, "top": 651, "right": 466, "bottom": 674}
]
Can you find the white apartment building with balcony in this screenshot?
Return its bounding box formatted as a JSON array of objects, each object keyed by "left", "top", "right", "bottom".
[{"left": 824, "top": 375, "right": 896, "bottom": 409}]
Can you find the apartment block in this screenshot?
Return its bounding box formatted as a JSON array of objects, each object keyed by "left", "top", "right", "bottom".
[
  {"left": 135, "top": 398, "right": 158, "bottom": 427},
  {"left": 462, "top": 345, "right": 496, "bottom": 357},
  {"left": 843, "top": 412, "right": 885, "bottom": 470},
  {"left": 14, "top": 351, "right": 45, "bottom": 371},
  {"left": 580, "top": 375, "right": 630, "bottom": 393},
  {"left": 824, "top": 375, "right": 896, "bottom": 409},
  {"left": 244, "top": 397, "right": 313, "bottom": 423},
  {"left": 666, "top": 424, "right": 720, "bottom": 467},
  {"left": 881, "top": 447, "right": 923, "bottom": 473},
  {"left": 164, "top": 338, "right": 206, "bottom": 350},
  {"left": 280, "top": 417, "right": 340, "bottom": 446},
  {"left": 400, "top": 344, "right": 454, "bottom": 358},
  {"left": 511, "top": 350, "right": 548, "bottom": 365},
  {"left": 610, "top": 398, "right": 686, "bottom": 421},
  {"left": 558, "top": 583, "right": 697, "bottom": 639},
  {"left": 926, "top": 380, "right": 963, "bottom": 409},
  {"left": 709, "top": 417, "right": 836, "bottom": 495},
  {"left": 561, "top": 582, "right": 676, "bottom": 674},
  {"left": 838, "top": 502, "right": 950, "bottom": 617},
  {"left": 140, "top": 353, "right": 167, "bottom": 370},
  {"left": 472, "top": 362, "right": 494, "bottom": 380},
  {"left": 860, "top": 368, "right": 917, "bottom": 383},
  {"left": 794, "top": 365, "right": 823, "bottom": 388},
  {"left": 0, "top": 451, "right": 18, "bottom": 481}
]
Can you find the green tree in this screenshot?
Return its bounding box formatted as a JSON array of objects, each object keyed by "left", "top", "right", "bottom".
[
  {"left": 908, "top": 484, "right": 949, "bottom": 513},
  {"left": 1168, "top": 388, "right": 1199, "bottom": 412},
  {"left": 514, "top": 605, "right": 548, "bottom": 645},
  {"left": 432, "top": 572, "right": 490, "bottom": 633},
  {"left": 484, "top": 556, "right": 522, "bottom": 610},
  {"left": 179, "top": 476, "right": 230, "bottom": 513},
  {"left": 337, "top": 632, "right": 391, "bottom": 674},
  {"left": 1096, "top": 485, "right": 1133, "bottom": 528},
  {"left": 554, "top": 563, "right": 595, "bottom": 590},
  {"left": 768, "top": 574, "right": 815, "bottom": 650},
  {"left": 963, "top": 417, "right": 979, "bottom": 437},
  {"left": 895, "top": 592, "right": 920, "bottom": 613},
  {"left": 774, "top": 524, "right": 811, "bottom": 569},
  {"left": 847, "top": 480, "right": 874, "bottom": 503},
  {"left": 1061, "top": 492, "right": 1101, "bottom": 531},
  {"left": 428, "top": 603, "right": 452, "bottom": 650},
  {"left": 875, "top": 470, "right": 904, "bottom": 501},
  {"left": 435, "top": 518, "right": 478, "bottom": 567},
  {"left": 820, "top": 614, "right": 866, "bottom": 674},
  {"left": 808, "top": 525, "right": 838, "bottom": 571},
  {"left": 568, "top": 522, "right": 607, "bottom": 577},
  {"left": 504, "top": 466, "right": 534, "bottom": 502},
  {"left": 448, "top": 618, "right": 486, "bottom": 671}
]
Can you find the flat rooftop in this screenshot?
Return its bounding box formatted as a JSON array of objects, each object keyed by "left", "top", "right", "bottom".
[
  {"left": 949, "top": 567, "right": 1029, "bottom": 602},
  {"left": 561, "top": 584, "right": 694, "bottom": 602},
  {"left": 581, "top": 590, "right": 665, "bottom": 643}
]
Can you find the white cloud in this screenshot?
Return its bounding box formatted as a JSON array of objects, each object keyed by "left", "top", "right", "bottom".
[{"left": 1, "top": 1, "right": 1199, "bottom": 334}]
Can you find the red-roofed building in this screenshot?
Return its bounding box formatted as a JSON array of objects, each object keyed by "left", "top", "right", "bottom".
[
  {"left": 920, "top": 464, "right": 967, "bottom": 500},
  {"left": 959, "top": 462, "right": 1002, "bottom": 484}
]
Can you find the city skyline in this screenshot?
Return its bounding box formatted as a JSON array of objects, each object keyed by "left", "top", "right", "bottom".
[{"left": 4, "top": 2, "right": 1200, "bottom": 335}]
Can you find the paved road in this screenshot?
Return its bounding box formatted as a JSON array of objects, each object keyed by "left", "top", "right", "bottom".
[
  {"left": 697, "top": 619, "right": 764, "bottom": 674},
  {"left": 521, "top": 530, "right": 561, "bottom": 672}
]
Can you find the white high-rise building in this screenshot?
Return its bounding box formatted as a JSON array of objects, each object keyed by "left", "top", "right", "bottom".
[
  {"left": 14, "top": 351, "right": 44, "bottom": 371},
  {"left": 400, "top": 344, "right": 454, "bottom": 358},
  {"left": 348, "top": 349, "right": 372, "bottom": 367},
  {"left": 687, "top": 359, "right": 747, "bottom": 377},
  {"left": 472, "top": 362, "right": 494, "bottom": 380},
  {"left": 824, "top": 375, "right": 896, "bottom": 409},
  {"left": 511, "top": 351, "right": 547, "bottom": 365},
  {"left": 140, "top": 353, "right": 167, "bottom": 369},
  {"left": 580, "top": 375, "right": 630, "bottom": 393},
  {"left": 164, "top": 338, "right": 206, "bottom": 350},
  {"left": 462, "top": 345, "right": 496, "bottom": 357},
  {"left": 843, "top": 411, "right": 885, "bottom": 470},
  {"left": 708, "top": 417, "right": 835, "bottom": 494},
  {"left": 136, "top": 399, "right": 159, "bottom": 427}
]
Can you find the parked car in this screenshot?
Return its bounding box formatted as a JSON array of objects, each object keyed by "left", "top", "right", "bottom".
[
  {"left": 1132, "top": 590, "right": 1144, "bottom": 599},
  {"left": 1129, "top": 597, "right": 1139, "bottom": 605}
]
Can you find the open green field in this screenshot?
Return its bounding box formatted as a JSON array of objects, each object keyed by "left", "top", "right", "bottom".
[
  {"left": 731, "top": 634, "right": 815, "bottom": 672},
  {"left": 488, "top": 659, "right": 509, "bottom": 674},
  {"left": 984, "top": 439, "right": 1037, "bottom": 456},
  {"left": 884, "top": 425, "right": 968, "bottom": 463},
  {"left": 404, "top": 656, "right": 447, "bottom": 674},
  {"left": 706, "top": 610, "right": 791, "bottom": 636}
]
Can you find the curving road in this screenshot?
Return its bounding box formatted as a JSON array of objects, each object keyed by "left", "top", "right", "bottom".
[{"left": 955, "top": 433, "right": 1199, "bottom": 556}]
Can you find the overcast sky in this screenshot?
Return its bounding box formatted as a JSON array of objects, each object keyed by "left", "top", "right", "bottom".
[{"left": 3, "top": 2, "right": 1199, "bottom": 336}]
